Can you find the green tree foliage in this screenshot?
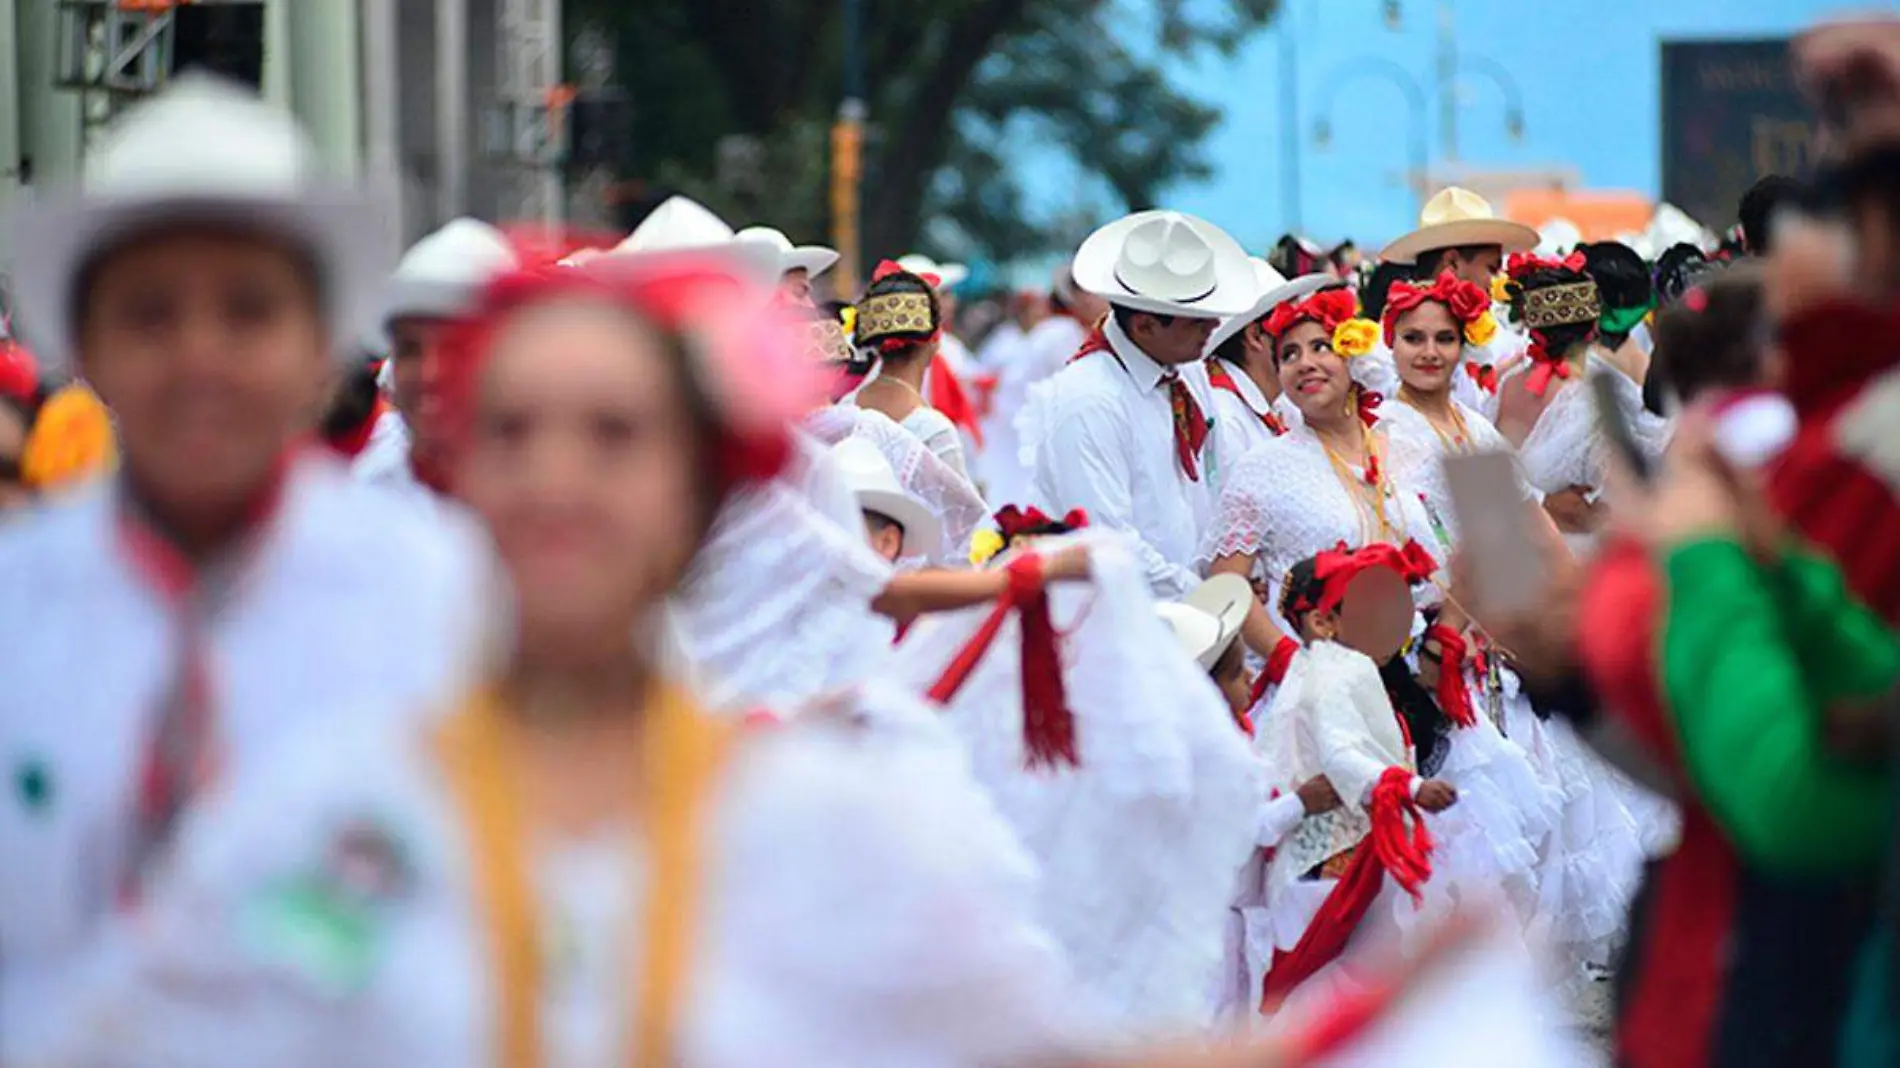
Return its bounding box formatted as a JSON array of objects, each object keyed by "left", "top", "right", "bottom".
[{"left": 571, "top": 0, "right": 1278, "bottom": 266}]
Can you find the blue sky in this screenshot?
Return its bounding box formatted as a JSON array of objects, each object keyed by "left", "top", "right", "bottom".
[{"left": 1015, "top": 0, "right": 1843, "bottom": 258}]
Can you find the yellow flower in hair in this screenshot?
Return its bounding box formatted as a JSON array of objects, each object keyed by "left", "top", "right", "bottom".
[
  {"left": 1465, "top": 309, "right": 1498, "bottom": 348},
  {"left": 1331, "top": 318, "right": 1380, "bottom": 359},
  {"left": 23, "top": 383, "right": 116, "bottom": 491},
  {"left": 969, "top": 528, "right": 1006, "bottom": 567},
  {"left": 1489, "top": 273, "right": 1513, "bottom": 305},
  {"left": 840, "top": 304, "right": 857, "bottom": 341}
]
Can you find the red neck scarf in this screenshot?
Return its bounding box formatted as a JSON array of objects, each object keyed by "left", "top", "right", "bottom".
[{"left": 1206, "top": 358, "right": 1288, "bottom": 435}]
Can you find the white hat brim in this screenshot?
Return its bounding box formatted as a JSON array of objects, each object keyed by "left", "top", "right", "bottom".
[
  {"left": 1378, "top": 218, "right": 1540, "bottom": 265},
  {"left": 784, "top": 246, "right": 840, "bottom": 277},
  {"left": 601, "top": 237, "right": 784, "bottom": 286},
  {"left": 934, "top": 263, "right": 969, "bottom": 289},
  {"left": 1183, "top": 572, "right": 1251, "bottom": 653},
  {"left": 1156, "top": 603, "right": 1226, "bottom": 670},
  {"left": 13, "top": 188, "right": 390, "bottom": 375},
  {"left": 1203, "top": 273, "right": 1338, "bottom": 356},
  {"left": 1073, "top": 213, "right": 1257, "bottom": 319},
  {"left": 857, "top": 487, "right": 942, "bottom": 559}
]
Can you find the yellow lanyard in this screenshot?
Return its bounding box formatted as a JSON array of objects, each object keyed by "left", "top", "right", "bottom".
[{"left": 431, "top": 684, "right": 737, "bottom": 1068}]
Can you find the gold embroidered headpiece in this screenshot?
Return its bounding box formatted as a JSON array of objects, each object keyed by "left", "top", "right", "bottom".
[
  {"left": 800, "top": 315, "right": 852, "bottom": 364},
  {"left": 854, "top": 291, "right": 938, "bottom": 346},
  {"left": 1522, "top": 281, "right": 1601, "bottom": 331}
]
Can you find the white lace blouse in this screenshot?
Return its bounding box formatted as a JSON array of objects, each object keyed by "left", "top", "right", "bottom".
[{"left": 1198, "top": 422, "right": 1442, "bottom": 629}]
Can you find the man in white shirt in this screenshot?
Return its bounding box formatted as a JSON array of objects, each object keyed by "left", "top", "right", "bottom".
[{"left": 1025, "top": 211, "right": 1256, "bottom": 597}]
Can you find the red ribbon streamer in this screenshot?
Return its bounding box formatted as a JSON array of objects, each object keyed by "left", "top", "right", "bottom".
[
  {"left": 925, "top": 554, "right": 1077, "bottom": 769},
  {"left": 1424, "top": 623, "right": 1478, "bottom": 730}
]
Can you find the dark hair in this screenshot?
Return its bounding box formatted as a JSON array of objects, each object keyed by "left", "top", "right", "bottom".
[
  {"left": 1270, "top": 234, "right": 1325, "bottom": 279},
  {"left": 1413, "top": 243, "right": 1497, "bottom": 280},
  {"left": 1212, "top": 329, "right": 1248, "bottom": 366},
  {"left": 1359, "top": 261, "right": 1411, "bottom": 321},
  {"left": 320, "top": 358, "right": 384, "bottom": 443},
  {"left": 855, "top": 268, "right": 941, "bottom": 365},
  {"left": 1110, "top": 304, "right": 1176, "bottom": 336},
  {"left": 1652, "top": 242, "right": 1712, "bottom": 309},
  {"left": 1380, "top": 655, "right": 1449, "bottom": 775},
  {"left": 1650, "top": 260, "right": 1766, "bottom": 408},
  {"left": 1504, "top": 262, "right": 1598, "bottom": 361},
  {"left": 1578, "top": 241, "right": 1653, "bottom": 347},
  {"left": 1738, "top": 174, "right": 1803, "bottom": 255},
  {"left": 1328, "top": 239, "right": 1358, "bottom": 270},
  {"left": 863, "top": 510, "right": 904, "bottom": 537},
  {"left": 1277, "top": 557, "right": 1322, "bottom": 633}
]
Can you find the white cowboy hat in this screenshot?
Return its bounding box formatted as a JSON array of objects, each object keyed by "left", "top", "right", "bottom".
[
  {"left": 1071, "top": 209, "right": 1256, "bottom": 319},
  {"left": 1378, "top": 187, "right": 1539, "bottom": 265},
  {"left": 736, "top": 225, "right": 839, "bottom": 278},
  {"left": 1155, "top": 572, "right": 1252, "bottom": 669},
  {"left": 895, "top": 253, "right": 968, "bottom": 290},
  {"left": 829, "top": 436, "right": 942, "bottom": 559},
  {"left": 11, "top": 73, "right": 390, "bottom": 374},
  {"left": 1203, "top": 258, "right": 1338, "bottom": 356},
  {"left": 610, "top": 195, "right": 780, "bottom": 279},
  {"left": 376, "top": 217, "right": 519, "bottom": 346}
]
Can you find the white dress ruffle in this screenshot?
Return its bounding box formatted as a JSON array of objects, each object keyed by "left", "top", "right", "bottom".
[
  {"left": 805, "top": 405, "right": 988, "bottom": 563},
  {"left": 882, "top": 530, "right": 1262, "bottom": 1036}
]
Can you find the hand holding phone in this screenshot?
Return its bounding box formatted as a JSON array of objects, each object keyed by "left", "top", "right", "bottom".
[{"left": 1444, "top": 451, "right": 1548, "bottom": 618}]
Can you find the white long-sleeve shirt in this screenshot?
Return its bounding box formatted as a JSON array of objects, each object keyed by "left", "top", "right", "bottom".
[{"left": 1025, "top": 316, "right": 1220, "bottom": 598}]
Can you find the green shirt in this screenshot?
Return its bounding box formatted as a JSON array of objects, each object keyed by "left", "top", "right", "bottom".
[{"left": 1662, "top": 537, "right": 1899, "bottom": 873}]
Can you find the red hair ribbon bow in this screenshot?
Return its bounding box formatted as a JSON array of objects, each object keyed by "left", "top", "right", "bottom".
[
  {"left": 925, "top": 554, "right": 1077, "bottom": 769},
  {"left": 1357, "top": 389, "right": 1384, "bottom": 428},
  {"left": 1522, "top": 335, "right": 1575, "bottom": 398},
  {"left": 1379, "top": 272, "right": 1490, "bottom": 347},
  {"left": 1465, "top": 362, "right": 1499, "bottom": 394},
  {"left": 1505, "top": 251, "right": 1584, "bottom": 281},
  {"left": 1301, "top": 540, "right": 1439, "bottom": 617}
]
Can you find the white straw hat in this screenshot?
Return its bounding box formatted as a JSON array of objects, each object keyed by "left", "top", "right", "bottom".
[
  {"left": 736, "top": 226, "right": 839, "bottom": 278},
  {"left": 1378, "top": 187, "right": 1539, "bottom": 266},
  {"left": 1072, "top": 210, "right": 1256, "bottom": 319},
  {"left": 11, "top": 73, "right": 391, "bottom": 373},
  {"left": 1155, "top": 573, "right": 1252, "bottom": 669},
  {"left": 377, "top": 217, "right": 520, "bottom": 345},
  {"left": 1203, "top": 258, "right": 1338, "bottom": 357},
  {"left": 895, "top": 253, "right": 968, "bottom": 290},
  {"left": 829, "top": 436, "right": 942, "bottom": 559},
  {"left": 611, "top": 195, "right": 780, "bottom": 280}
]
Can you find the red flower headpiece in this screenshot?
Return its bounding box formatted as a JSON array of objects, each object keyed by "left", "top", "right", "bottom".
[
  {"left": 437, "top": 249, "right": 823, "bottom": 497},
  {"left": 0, "top": 341, "right": 39, "bottom": 406},
  {"left": 994, "top": 504, "right": 1089, "bottom": 541},
  {"left": 873, "top": 257, "right": 941, "bottom": 289},
  {"left": 1291, "top": 539, "right": 1439, "bottom": 618},
  {"left": 1379, "top": 272, "right": 1491, "bottom": 348},
  {"left": 1262, "top": 286, "right": 1358, "bottom": 341}
]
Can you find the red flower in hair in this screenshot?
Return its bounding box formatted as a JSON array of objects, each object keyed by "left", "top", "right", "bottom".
[
  {"left": 1379, "top": 273, "right": 1490, "bottom": 347},
  {"left": 994, "top": 504, "right": 1087, "bottom": 540},
  {"left": 1263, "top": 286, "right": 1357, "bottom": 340},
  {"left": 1505, "top": 251, "right": 1584, "bottom": 280}
]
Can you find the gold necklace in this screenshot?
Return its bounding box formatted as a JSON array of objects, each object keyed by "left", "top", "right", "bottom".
[
  {"left": 1399, "top": 388, "right": 1473, "bottom": 454},
  {"left": 1314, "top": 422, "right": 1394, "bottom": 543}
]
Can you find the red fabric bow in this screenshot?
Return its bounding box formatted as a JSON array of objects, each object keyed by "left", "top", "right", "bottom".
[
  {"left": 1505, "top": 251, "right": 1584, "bottom": 280},
  {"left": 1299, "top": 540, "right": 1438, "bottom": 618},
  {"left": 1423, "top": 623, "right": 1478, "bottom": 729},
  {"left": 993, "top": 504, "right": 1089, "bottom": 541},
  {"left": 1356, "top": 389, "right": 1384, "bottom": 428},
  {"left": 1262, "top": 287, "right": 1358, "bottom": 341},
  {"left": 1260, "top": 765, "right": 1435, "bottom": 1009},
  {"left": 1522, "top": 334, "right": 1575, "bottom": 398},
  {"left": 1465, "top": 362, "right": 1499, "bottom": 394},
  {"left": 925, "top": 554, "right": 1078, "bottom": 769},
  {"left": 1379, "top": 272, "right": 1490, "bottom": 347}
]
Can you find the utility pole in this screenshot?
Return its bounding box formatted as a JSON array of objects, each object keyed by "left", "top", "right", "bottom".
[
  {"left": 1435, "top": 0, "right": 1457, "bottom": 164},
  {"left": 831, "top": 0, "right": 865, "bottom": 295}
]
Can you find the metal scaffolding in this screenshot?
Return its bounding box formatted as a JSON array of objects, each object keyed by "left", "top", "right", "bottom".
[
  {"left": 492, "top": 0, "right": 563, "bottom": 227},
  {"left": 51, "top": 0, "right": 266, "bottom": 144}
]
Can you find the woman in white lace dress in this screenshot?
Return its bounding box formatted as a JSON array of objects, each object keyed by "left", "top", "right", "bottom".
[
  {"left": 1489, "top": 255, "right": 1680, "bottom": 866},
  {"left": 1373, "top": 273, "right": 1649, "bottom": 993},
  {"left": 1199, "top": 284, "right": 1550, "bottom": 950},
  {"left": 1490, "top": 255, "right": 1671, "bottom": 556},
  {"left": 840, "top": 262, "right": 972, "bottom": 479}
]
